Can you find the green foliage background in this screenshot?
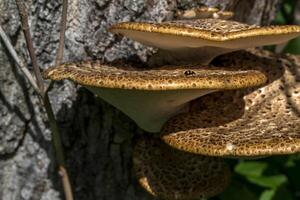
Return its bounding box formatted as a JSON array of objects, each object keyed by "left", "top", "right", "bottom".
[
  {"left": 265, "top": 0, "right": 300, "bottom": 54},
  {"left": 213, "top": 1, "right": 300, "bottom": 200}
]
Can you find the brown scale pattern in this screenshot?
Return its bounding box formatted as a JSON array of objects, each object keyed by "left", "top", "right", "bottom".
[
  {"left": 43, "top": 60, "right": 266, "bottom": 91},
  {"left": 161, "top": 50, "right": 300, "bottom": 157},
  {"left": 164, "top": 18, "right": 258, "bottom": 34},
  {"left": 109, "top": 19, "right": 300, "bottom": 41},
  {"left": 134, "top": 135, "right": 230, "bottom": 200}
]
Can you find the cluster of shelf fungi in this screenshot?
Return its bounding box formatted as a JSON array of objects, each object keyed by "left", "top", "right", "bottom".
[{"left": 45, "top": 7, "right": 300, "bottom": 200}]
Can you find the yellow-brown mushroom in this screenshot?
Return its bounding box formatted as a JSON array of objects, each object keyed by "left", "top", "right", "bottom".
[
  {"left": 134, "top": 135, "right": 230, "bottom": 199},
  {"left": 161, "top": 50, "right": 300, "bottom": 157},
  {"left": 44, "top": 60, "right": 266, "bottom": 133},
  {"left": 110, "top": 19, "right": 300, "bottom": 64}
]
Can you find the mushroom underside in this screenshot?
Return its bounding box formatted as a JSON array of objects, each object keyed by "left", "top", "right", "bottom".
[
  {"left": 148, "top": 47, "right": 235, "bottom": 66},
  {"left": 118, "top": 29, "right": 299, "bottom": 49},
  {"left": 161, "top": 50, "right": 300, "bottom": 157},
  {"left": 134, "top": 135, "right": 230, "bottom": 200},
  {"left": 117, "top": 29, "right": 299, "bottom": 65},
  {"left": 88, "top": 87, "right": 215, "bottom": 132}
]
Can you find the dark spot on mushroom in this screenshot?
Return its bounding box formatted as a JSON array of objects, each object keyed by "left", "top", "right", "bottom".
[{"left": 184, "top": 70, "right": 196, "bottom": 76}]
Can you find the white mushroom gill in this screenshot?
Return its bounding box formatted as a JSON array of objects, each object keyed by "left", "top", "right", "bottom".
[
  {"left": 115, "top": 29, "right": 300, "bottom": 65},
  {"left": 88, "top": 87, "right": 214, "bottom": 132},
  {"left": 148, "top": 47, "right": 234, "bottom": 66},
  {"left": 121, "top": 29, "right": 300, "bottom": 48}
]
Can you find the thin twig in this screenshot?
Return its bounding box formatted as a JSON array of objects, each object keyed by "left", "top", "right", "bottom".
[
  {"left": 45, "top": 0, "right": 69, "bottom": 98},
  {"left": 59, "top": 166, "right": 73, "bottom": 200},
  {"left": 15, "top": 0, "right": 45, "bottom": 93},
  {"left": 46, "top": 0, "right": 68, "bottom": 95},
  {"left": 55, "top": 0, "right": 68, "bottom": 66},
  {"left": 0, "top": 26, "right": 39, "bottom": 93},
  {"left": 13, "top": 1, "right": 73, "bottom": 199},
  {"left": 43, "top": 95, "right": 65, "bottom": 165}
]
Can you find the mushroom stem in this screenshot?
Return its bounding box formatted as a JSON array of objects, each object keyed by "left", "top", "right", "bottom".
[
  {"left": 88, "top": 87, "right": 215, "bottom": 132},
  {"left": 148, "top": 47, "right": 235, "bottom": 66}
]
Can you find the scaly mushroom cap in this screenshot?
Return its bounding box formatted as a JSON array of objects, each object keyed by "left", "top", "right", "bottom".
[
  {"left": 176, "top": 7, "right": 234, "bottom": 20},
  {"left": 110, "top": 19, "right": 300, "bottom": 47},
  {"left": 44, "top": 61, "right": 266, "bottom": 90},
  {"left": 161, "top": 50, "right": 300, "bottom": 157},
  {"left": 134, "top": 135, "right": 230, "bottom": 200},
  {"left": 44, "top": 61, "right": 266, "bottom": 133},
  {"left": 110, "top": 19, "right": 300, "bottom": 64}
]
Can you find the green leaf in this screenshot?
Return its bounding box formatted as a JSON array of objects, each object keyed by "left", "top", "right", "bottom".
[
  {"left": 220, "top": 181, "right": 258, "bottom": 200},
  {"left": 285, "top": 160, "right": 300, "bottom": 191},
  {"left": 235, "top": 161, "right": 268, "bottom": 177},
  {"left": 259, "top": 190, "right": 276, "bottom": 200},
  {"left": 283, "top": 38, "right": 300, "bottom": 54},
  {"left": 247, "top": 175, "right": 287, "bottom": 189},
  {"left": 283, "top": 3, "right": 293, "bottom": 14},
  {"left": 272, "top": 186, "right": 293, "bottom": 200},
  {"left": 272, "top": 0, "right": 296, "bottom": 25},
  {"left": 273, "top": 11, "right": 286, "bottom": 25}
]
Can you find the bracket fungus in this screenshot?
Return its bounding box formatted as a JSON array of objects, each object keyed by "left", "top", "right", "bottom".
[
  {"left": 109, "top": 18, "right": 300, "bottom": 64},
  {"left": 134, "top": 135, "right": 230, "bottom": 200},
  {"left": 44, "top": 61, "right": 266, "bottom": 133},
  {"left": 175, "top": 6, "right": 234, "bottom": 20},
  {"left": 161, "top": 50, "right": 300, "bottom": 157}
]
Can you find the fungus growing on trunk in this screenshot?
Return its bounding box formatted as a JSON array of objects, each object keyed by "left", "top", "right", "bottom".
[
  {"left": 109, "top": 19, "right": 300, "bottom": 64},
  {"left": 44, "top": 60, "right": 266, "bottom": 132},
  {"left": 134, "top": 135, "right": 230, "bottom": 200},
  {"left": 161, "top": 50, "right": 300, "bottom": 157},
  {"left": 175, "top": 6, "right": 234, "bottom": 20}
]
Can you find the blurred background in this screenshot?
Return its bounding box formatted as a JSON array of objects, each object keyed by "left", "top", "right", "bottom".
[{"left": 266, "top": 0, "right": 300, "bottom": 54}]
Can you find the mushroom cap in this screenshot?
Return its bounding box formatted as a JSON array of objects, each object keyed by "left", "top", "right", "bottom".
[
  {"left": 109, "top": 18, "right": 300, "bottom": 49},
  {"left": 176, "top": 6, "right": 233, "bottom": 20},
  {"left": 176, "top": 7, "right": 234, "bottom": 20},
  {"left": 43, "top": 60, "right": 267, "bottom": 91},
  {"left": 161, "top": 50, "right": 300, "bottom": 157},
  {"left": 44, "top": 60, "right": 267, "bottom": 133},
  {"left": 134, "top": 135, "right": 230, "bottom": 200}
]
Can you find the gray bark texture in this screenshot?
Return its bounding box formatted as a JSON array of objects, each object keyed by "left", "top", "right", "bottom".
[{"left": 0, "top": 0, "right": 281, "bottom": 199}]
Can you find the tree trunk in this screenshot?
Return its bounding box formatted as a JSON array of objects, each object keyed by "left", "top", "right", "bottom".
[{"left": 0, "top": 0, "right": 282, "bottom": 199}]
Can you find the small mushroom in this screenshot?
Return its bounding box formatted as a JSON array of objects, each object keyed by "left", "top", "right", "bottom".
[
  {"left": 109, "top": 19, "right": 300, "bottom": 64},
  {"left": 134, "top": 135, "right": 230, "bottom": 200},
  {"left": 212, "top": 11, "right": 234, "bottom": 20},
  {"left": 176, "top": 7, "right": 234, "bottom": 20},
  {"left": 161, "top": 50, "right": 300, "bottom": 157},
  {"left": 44, "top": 61, "right": 266, "bottom": 133}
]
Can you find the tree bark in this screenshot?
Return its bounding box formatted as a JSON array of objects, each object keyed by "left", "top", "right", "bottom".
[{"left": 0, "top": 0, "right": 282, "bottom": 199}]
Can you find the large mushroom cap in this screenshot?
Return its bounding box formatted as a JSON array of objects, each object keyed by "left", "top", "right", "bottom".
[
  {"left": 110, "top": 19, "right": 300, "bottom": 49},
  {"left": 110, "top": 19, "right": 300, "bottom": 64},
  {"left": 161, "top": 50, "right": 300, "bottom": 157},
  {"left": 44, "top": 61, "right": 266, "bottom": 133},
  {"left": 134, "top": 135, "right": 230, "bottom": 200},
  {"left": 44, "top": 61, "right": 266, "bottom": 90}
]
